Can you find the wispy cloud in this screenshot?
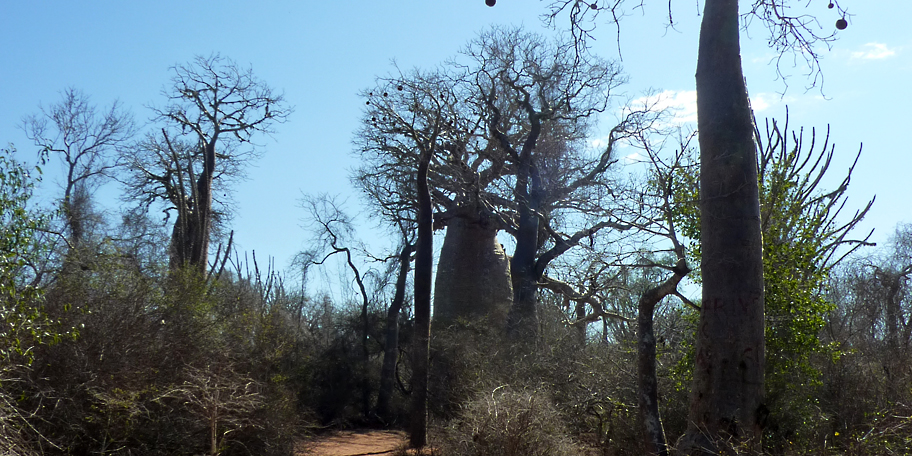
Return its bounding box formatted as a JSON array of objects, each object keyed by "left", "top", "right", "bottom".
[
  {"left": 629, "top": 90, "right": 697, "bottom": 124},
  {"left": 751, "top": 53, "right": 776, "bottom": 65},
  {"left": 850, "top": 42, "right": 896, "bottom": 60},
  {"left": 627, "top": 90, "right": 777, "bottom": 124}
]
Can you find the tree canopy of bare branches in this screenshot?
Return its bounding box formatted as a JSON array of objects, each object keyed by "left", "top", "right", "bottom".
[
  {"left": 22, "top": 88, "right": 135, "bottom": 247},
  {"left": 354, "top": 26, "right": 663, "bottom": 339},
  {"left": 125, "top": 54, "right": 291, "bottom": 275}
]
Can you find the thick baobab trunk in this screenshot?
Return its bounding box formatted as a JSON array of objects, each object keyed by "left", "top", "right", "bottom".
[
  {"left": 409, "top": 148, "right": 433, "bottom": 449},
  {"left": 681, "top": 0, "right": 766, "bottom": 452},
  {"left": 434, "top": 212, "right": 512, "bottom": 328},
  {"left": 377, "top": 242, "right": 414, "bottom": 422},
  {"left": 190, "top": 141, "right": 215, "bottom": 274},
  {"left": 169, "top": 140, "right": 215, "bottom": 276}
]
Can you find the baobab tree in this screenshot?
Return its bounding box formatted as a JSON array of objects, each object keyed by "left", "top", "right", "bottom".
[
  {"left": 465, "top": 27, "right": 655, "bottom": 339},
  {"left": 355, "top": 27, "right": 659, "bottom": 339},
  {"left": 128, "top": 54, "right": 290, "bottom": 275},
  {"left": 540, "top": 0, "right": 854, "bottom": 450},
  {"left": 353, "top": 66, "right": 514, "bottom": 328},
  {"left": 123, "top": 130, "right": 233, "bottom": 273}
]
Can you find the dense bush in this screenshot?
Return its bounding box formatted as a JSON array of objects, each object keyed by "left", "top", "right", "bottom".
[
  {"left": 438, "top": 387, "right": 584, "bottom": 456},
  {"left": 7, "top": 251, "right": 308, "bottom": 455},
  {"left": 424, "top": 304, "right": 655, "bottom": 455}
]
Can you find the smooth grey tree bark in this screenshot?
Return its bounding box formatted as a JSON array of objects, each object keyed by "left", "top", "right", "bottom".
[
  {"left": 434, "top": 201, "right": 513, "bottom": 328},
  {"left": 680, "top": 0, "right": 766, "bottom": 452}
]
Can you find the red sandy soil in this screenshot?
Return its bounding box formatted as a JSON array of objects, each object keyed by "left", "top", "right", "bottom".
[{"left": 295, "top": 430, "right": 421, "bottom": 456}]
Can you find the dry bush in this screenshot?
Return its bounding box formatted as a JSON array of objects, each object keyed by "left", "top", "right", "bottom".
[
  {"left": 836, "top": 402, "right": 912, "bottom": 456},
  {"left": 426, "top": 304, "right": 656, "bottom": 455},
  {"left": 426, "top": 320, "right": 507, "bottom": 420},
  {"left": 438, "top": 386, "right": 584, "bottom": 456},
  {"left": 16, "top": 256, "right": 308, "bottom": 455},
  {"left": 292, "top": 305, "right": 388, "bottom": 426},
  {"left": 813, "top": 350, "right": 912, "bottom": 455},
  {"left": 0, "top": 370, "right": 41, "bottom": 456}
]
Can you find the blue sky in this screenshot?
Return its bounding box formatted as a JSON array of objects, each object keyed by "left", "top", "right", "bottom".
[{"left": 1, "top": 1, "right": 909, "bottom": 286}]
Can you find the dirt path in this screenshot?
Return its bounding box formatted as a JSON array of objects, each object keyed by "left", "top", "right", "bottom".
[{"left": 295, "top": 430, "right": 409, "bottom": 456}]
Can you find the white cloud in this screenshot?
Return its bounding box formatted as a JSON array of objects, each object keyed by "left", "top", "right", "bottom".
[
  {"left": 749, "top": 93, "right": 774, "bottom": 112},
  {"left": 623, "top": 152, "right": 646, "bottom": 164},
  {"left": 629, "top": 90, "right": 697, "bottom": 124},
  {"left": 751, "top": 54, "right": 774, "bottom": 65},
  {"left": 850, "top": 42, "right": 896, "bottom": 60},
  {"left": 628, "top": 90, "right": 777, "bottom": 124}
]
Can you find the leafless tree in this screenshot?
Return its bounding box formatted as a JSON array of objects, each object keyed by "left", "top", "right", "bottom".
[
  {"left": 353, "top": 63, "right": 513, "bottom": 329},
  {"left": 355, "top": 26, "right": 662, "bottom": 340},
  {"left": 616, "top": 133, "right": 700, "bottom": 456},
  {"left": 22, "top": 88, "right": 135, "bottom": 247},
  {"left": 817, "top": 228, "right": 911, "bottom": 444},
  {"left": 351, "top": 146, "right": 418, "bottom": 422},
  {"left": 465, "top": 27, "right": 621, "bottom": 339},
  {"left": 831, "top": 225, "right": 912, "bottom": 391},
  {"left": 300, "top": 195, "right": 376, "bottom": 420},
  {"left": 137, "top": 54, "right": 291, "bottom": 275},
  {"left": 122, "top": 130, "right": 231, "bottom": 274},
  {"left": 157, "top": 364, "right": 263, "bottom": 456}
]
